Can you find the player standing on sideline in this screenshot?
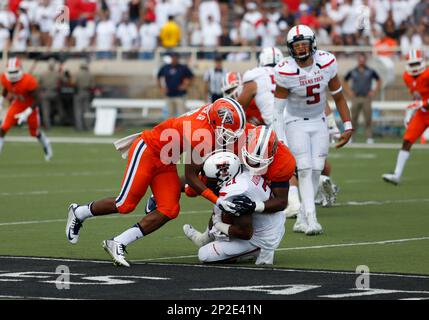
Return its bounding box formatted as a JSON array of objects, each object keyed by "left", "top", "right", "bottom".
[
  {"left": 0, "top": 57, "right": 53, "bottom": 161},
  {"left": 272, "top": 25, "right": 352, "bottom": 235},
  {"left": 382, "top": 49, "right": 429, "bottom": 185},
  {"left": 65, "top": 98, "right": 246, "bottom": 267}
]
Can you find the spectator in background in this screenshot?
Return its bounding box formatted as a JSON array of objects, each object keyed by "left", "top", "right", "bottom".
[
  {"left": 35, "top": 0, "right": 55, "bottom": 47},
  {"left": 29, "top": 23, "right": 42, "bottom": 47},
  {"left": 277, "top": 3, "right": 295, "bottom": 32},
  {"left": 400, "top": 27, "right": 423, "bottom": 58},
  {"left": 201, "top": 15, "right": 221, "bottom": 59},
  {"left": 0, "top": 23, "right": 10, "bottom": 54},
  {"left": 374, "top": 30, "right": 398, "bottom": 58},
  {"left": 155, "top": 0, "right": 171, "bottom": 29},
  {"left": 59, "top": 69, "right": 76, "bottom": 126},
  {"left": 73, "top": 61, "right": 95, "bottom": 131},
  {"left": 188, "top": 11, "right": 202, "bottom": 47},
  {"left": 0, "top": 2, "right": 16, "bottom": 33},
  {"left": 296, "top": 3, "right": 319, "bottom": 30},
  {"left": 283, "top": 0, "right": 300, "bottom": 14},
  {"left": 199, "top": 0, "right": 221, "bottom": 28},
  {"left": 49, "top": 22, "right": 70, "bottom": 50},
  {"left": 95, "top": 11, "right": 116, "bottom": 59},
  {"left": 257, "top": 15, "right": 280, "bottom": 48},
  {"left": 169, "top": 0, "right": 192, "bottom": 46},
  {"left": 139, "top": 14, "right": 159, "bottom": 60},
  {"left": 11, "top": 21, "right": 29, "bottom": 52},
  {"left": 72, "top": 18, "right": 94, "bottom": 51},
  {"left": 240, "top": 2, "right": 262, "bottom": 46},
  {"left": 40, "top": 59, "right": 62, "bottom": 130},
  {"left": 129, "top": 0, "right": 142, "bottom": 24},
  {"left": 343, "top": 53, "right": 382, "bottom": 144},
  {"left": 116, "top": 13, "right": 138, "bottom": 58},
  {"left": 157, "top": 52, "right": 194, "bottom": 118},
  {"left": 203, "top": 54, "right": 226, "bottom": 102},
  {"left": 105, "top": 0, "right": 129, "bottom": 26},
  {"left": 160, "top": 15, "right": 181, "bottom": 49}
]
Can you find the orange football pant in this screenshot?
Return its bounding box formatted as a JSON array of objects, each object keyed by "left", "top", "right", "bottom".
[
  {"left": 404, "top": 109, "right": 429, "bottom": 144},
  {"left": 115, "top": 137, "right": 181, "bottom": 219},
  {"left": 1, "top": 104, "right": 40, "bottom": 136}
]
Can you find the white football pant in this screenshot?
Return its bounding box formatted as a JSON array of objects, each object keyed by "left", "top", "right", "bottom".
[
  {"left": 198, "top": 239, "right": 260, "bottom": 264},
  {"left": 285, "top": 117, "right": 329, "bottom": 218}
]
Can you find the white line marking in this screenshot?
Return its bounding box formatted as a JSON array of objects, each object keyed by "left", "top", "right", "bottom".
[
  {"left": 0, "top": 188, "right": 117, "bottom": 197},
  {"left": 0, "top": 295, "right": 85, "bottom": 300},
  {"left": 335, "top": 198, "right": 429, "bottom": 206},
  {"left": 0, "top": 210, "right": 211, "bottom": 227},
  {"left": 0, "top": 171, "right": 116, "bottom": 179},
  {"left": 5, "top": 136, "right": 429, "bottom": 149},
  {"left": 1, "top": 255, "right": 429, "bottom": 279}
]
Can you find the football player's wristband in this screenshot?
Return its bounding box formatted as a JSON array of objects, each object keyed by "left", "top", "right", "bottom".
[
  {"left": 201, "top": 188, "right": 218, "bottom": 204},
  {"left": 343, "top": 121, "right": 353, "bottom": 132}
]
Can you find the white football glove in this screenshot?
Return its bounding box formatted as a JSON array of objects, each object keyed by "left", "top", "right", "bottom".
[
  {"left": 216, "top": 198, "right": 237, "bottom": 214},
  {"left": 327, "top": 113, "right": 341, "bottom": 143},
  {"left": 14, "top": 107, "right": 33, "bottom": 125},
  {"left": 211, "top": 212, "right": 222, "bottom": 225},
  {"left": 404, "top": 109, "right": 416, "bottom": 128},
  {"left": 209, "top": 225, "right": 230, "bottom": 242}
]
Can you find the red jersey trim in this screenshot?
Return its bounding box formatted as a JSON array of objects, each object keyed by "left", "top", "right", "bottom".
[{"left": 318, "top": 59, "right": 335, "bottom": 69}]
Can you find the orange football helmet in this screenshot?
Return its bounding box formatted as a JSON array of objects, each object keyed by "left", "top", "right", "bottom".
[
  {"left": 5, "top": 57, "right": 24, "bottom": 83},
  {"left": 221, "top": 72, "right": 243, "bottom": 99},
  {"left": 406, "top": 49, "right": 425, "bottom": 76},
  {"left": 207, "top": 97, "right": 246, "bottom": 146},
  {"left": 242, "top": 125, "right": 278, "bottom": 172}
]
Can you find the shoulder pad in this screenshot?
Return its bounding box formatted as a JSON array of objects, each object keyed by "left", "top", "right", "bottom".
[
  {"left": 315, "top": 50, "right": 336, "bottom": 69},
  {"left": 274, "top": 57, "right": 300, "bottom": 76},
  {"left": 243, "top": 67, "right": 265, "bottom": 83}
]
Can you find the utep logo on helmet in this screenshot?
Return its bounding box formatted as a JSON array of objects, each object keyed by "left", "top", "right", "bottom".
[
  {"left": 217, "top": 108, "right": 235, "bottom": 124},
  {"left": 216, "top": 162, "right": 231, "bottom": 178}
]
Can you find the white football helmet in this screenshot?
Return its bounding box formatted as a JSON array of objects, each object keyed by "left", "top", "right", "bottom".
[
  {"left": 203, "top": 151, "right": 241, "bottom": 186},
  {"left": 406, "top": 49, "right": 425, "bottom": 76},
  {"left": 259, "top": 47, "right": 284, "bottom": 67},
  {"left": 221, "top": 72, "right": 243, "bottom": 100},
  {"left": 286, "top": 24, "right": 317, "bottom": 61},
  {"left": 5, "top": 57, "right": 24, "bottom": 83}
]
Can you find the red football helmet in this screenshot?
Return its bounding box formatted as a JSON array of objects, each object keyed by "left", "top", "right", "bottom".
[
  {"left": 221, "top": 72, "right": 242, "bottom": 99},
  {"left": 242, "top": 125, "right": 278, "bottom": 172},
  {"left": 406, "top": 49, "right": 425, "bottom": 76},
  {"left": 5, "top": 57, "right": 24, "bottom": 83},
  {"left": 207, "top": 97, "right": 246, "bottom": 146}
]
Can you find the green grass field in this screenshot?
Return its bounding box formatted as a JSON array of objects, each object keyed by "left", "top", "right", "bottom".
[{"left": 1, "top": 127, "right": 428, "bottom": 275}]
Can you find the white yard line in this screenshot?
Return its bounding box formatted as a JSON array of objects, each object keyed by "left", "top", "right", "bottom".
[
  {"left": 0, "top": 295, "right": 85, "bottom": 300},
  {"left": 0, "top": 210, "right": 211, "bottom": 227},
  {"left": 1, "top": 255, "right": 429, "bottom": 279},
  {"left": 135, "top": 236, "right": 429, "bottom": 263},
  {"left": 5, "top": 136, "right": 429, "bottom": 149},
  {"left": 0, "top": 171, "right": 116, "bottom": 179}
]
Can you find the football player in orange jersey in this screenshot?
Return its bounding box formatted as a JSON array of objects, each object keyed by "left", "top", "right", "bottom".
[
  {"left": 383, "top": 49, "right": 429, "bottom": 185},
  {"left": 65, "top": 97, "right": 246, "bottom": 267},
  {"left": 0, "top": 57, "right": 53, "bottom": 160}
]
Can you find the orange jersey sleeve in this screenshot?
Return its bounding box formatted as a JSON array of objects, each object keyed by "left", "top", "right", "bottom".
[
  {"left": 141, "top": 104, "right": 215, "bottom": 160},
  {"left": 265, "top": 142, "right": 296, "bottom": 183},
  {"left": 1, "top": 73, "right": 38, "bottom": 111},
  {"left": 245, "top": 99, "right": 265, "bottom": 125},
  {"left": 403, "top": 68, "right": 429, "bottom": 103}
]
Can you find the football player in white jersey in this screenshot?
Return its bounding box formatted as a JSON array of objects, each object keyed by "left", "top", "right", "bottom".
[
  {"left": 237, "top": 46, "right": 283, "bottom": 126},
  {"left": 231, "top": 47, "right": 302, "bottom": 218},
  {"left": 183, "top": 150, "right": 286, "bottom": 265},
  {"left": 272, "top": 25, "right": 353, "bottom": 235}
]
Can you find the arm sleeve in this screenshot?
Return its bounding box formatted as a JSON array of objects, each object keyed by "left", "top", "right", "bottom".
[{"left": 272, "top": 96, "right": 287, "bottom": 143}]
